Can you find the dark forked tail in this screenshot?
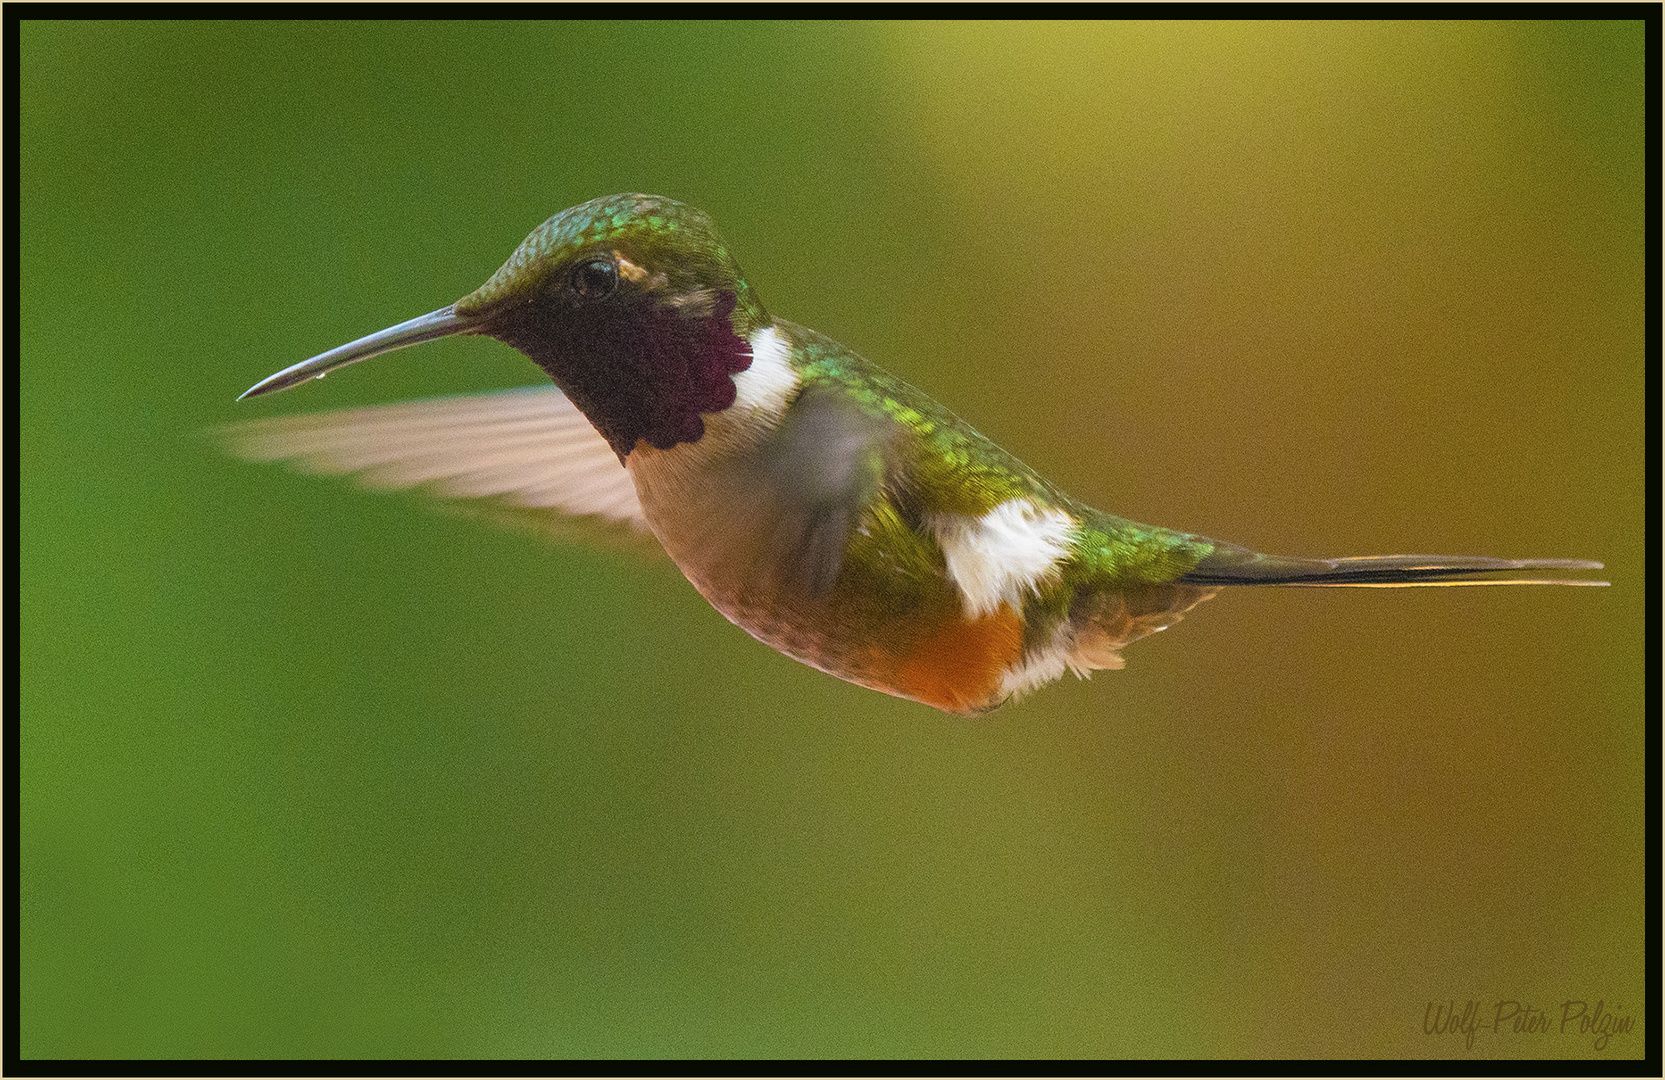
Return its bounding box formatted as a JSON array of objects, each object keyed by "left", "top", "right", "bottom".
[{"left": 1178, "top": 546, "right": 1607, "bottom": 587}]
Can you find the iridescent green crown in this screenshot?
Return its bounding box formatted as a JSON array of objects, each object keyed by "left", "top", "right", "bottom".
[{"left": 458, "top": 194, "right": 747, "bottom": 315}]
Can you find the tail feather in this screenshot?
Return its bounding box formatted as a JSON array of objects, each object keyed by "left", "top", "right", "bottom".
[{"left": 1178, "top": 546, "right": 1607, "bottom": 587}]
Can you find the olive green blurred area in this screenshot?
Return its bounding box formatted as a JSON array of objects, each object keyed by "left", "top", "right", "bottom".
[{"left": 21, "top": 21, "right": 1643, "bottom": 1059}]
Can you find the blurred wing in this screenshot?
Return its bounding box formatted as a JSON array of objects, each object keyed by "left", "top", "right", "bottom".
[
  {"left": 753, "top": 385, "right": 897, "bottom": 595},
  {"left": 219, "top": 386, "right": 653, "bottom": 538}
]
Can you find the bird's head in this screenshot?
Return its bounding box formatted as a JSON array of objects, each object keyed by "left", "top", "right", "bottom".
[{"left": 240, "top": 194, "right": 773, "bottom": 460}]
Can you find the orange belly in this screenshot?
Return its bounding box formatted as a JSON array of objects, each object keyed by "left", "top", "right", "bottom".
[
  {"left": 703, "top": 585, "right": 1028, "bottom": 716},
  {"left": 885, "top": 606, "right": 1025, "bottom": 715}
]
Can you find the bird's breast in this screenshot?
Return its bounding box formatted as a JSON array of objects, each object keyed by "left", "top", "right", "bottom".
[{"left": 625, "top": 439, "right": 1080, "bottom": 714}]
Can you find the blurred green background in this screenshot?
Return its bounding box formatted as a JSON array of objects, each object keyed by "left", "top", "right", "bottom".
[{"left": 21, "top": 21, "right": 1643, "bottom": 1059}]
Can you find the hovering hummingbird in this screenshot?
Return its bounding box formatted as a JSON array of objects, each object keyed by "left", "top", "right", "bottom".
[{"left": 228, "top": 194, "right": 1605, "bottom": 715}]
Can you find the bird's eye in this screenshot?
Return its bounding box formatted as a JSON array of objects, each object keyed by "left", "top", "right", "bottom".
[{"left": 571, "top": 258, "right": 619, "bottom": 301}]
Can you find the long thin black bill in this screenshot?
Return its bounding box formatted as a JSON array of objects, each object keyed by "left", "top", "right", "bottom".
[{"left": 238, "top": 305, "right": 480, "bottom": 400}]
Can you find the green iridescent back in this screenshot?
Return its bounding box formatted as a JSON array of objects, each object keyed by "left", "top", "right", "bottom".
[{"left": 784, "top": 323, "right": 1217, "bottom": 598}]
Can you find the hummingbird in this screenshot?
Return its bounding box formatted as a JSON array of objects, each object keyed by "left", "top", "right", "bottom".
[{"left": 227, "top": 194, "right": 1606, "bottom": 715}]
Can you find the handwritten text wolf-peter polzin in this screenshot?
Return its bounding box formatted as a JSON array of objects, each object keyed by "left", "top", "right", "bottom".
[{"left": 1424, "top": 999, "right": 1633, "bottom": 1051}]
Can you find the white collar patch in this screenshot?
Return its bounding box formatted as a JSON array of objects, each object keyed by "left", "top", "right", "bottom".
[{"left": 731, "top": 325, "right": 797, "bottom": 419}]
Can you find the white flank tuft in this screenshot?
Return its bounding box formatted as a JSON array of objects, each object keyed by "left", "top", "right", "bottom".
[
  {"left": 930, "top": 498, "right": 1076, "bottom": 619},
  {"left": 998, "top": 639, "right": 1073, "bottom": 699},
  {"left": 996, "top": 623, "right": 1122, "bottom": 701}
]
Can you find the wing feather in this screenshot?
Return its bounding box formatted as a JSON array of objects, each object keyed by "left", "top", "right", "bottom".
[{"left": 220, "top": 386, "right": 651, "bottom": 531}]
